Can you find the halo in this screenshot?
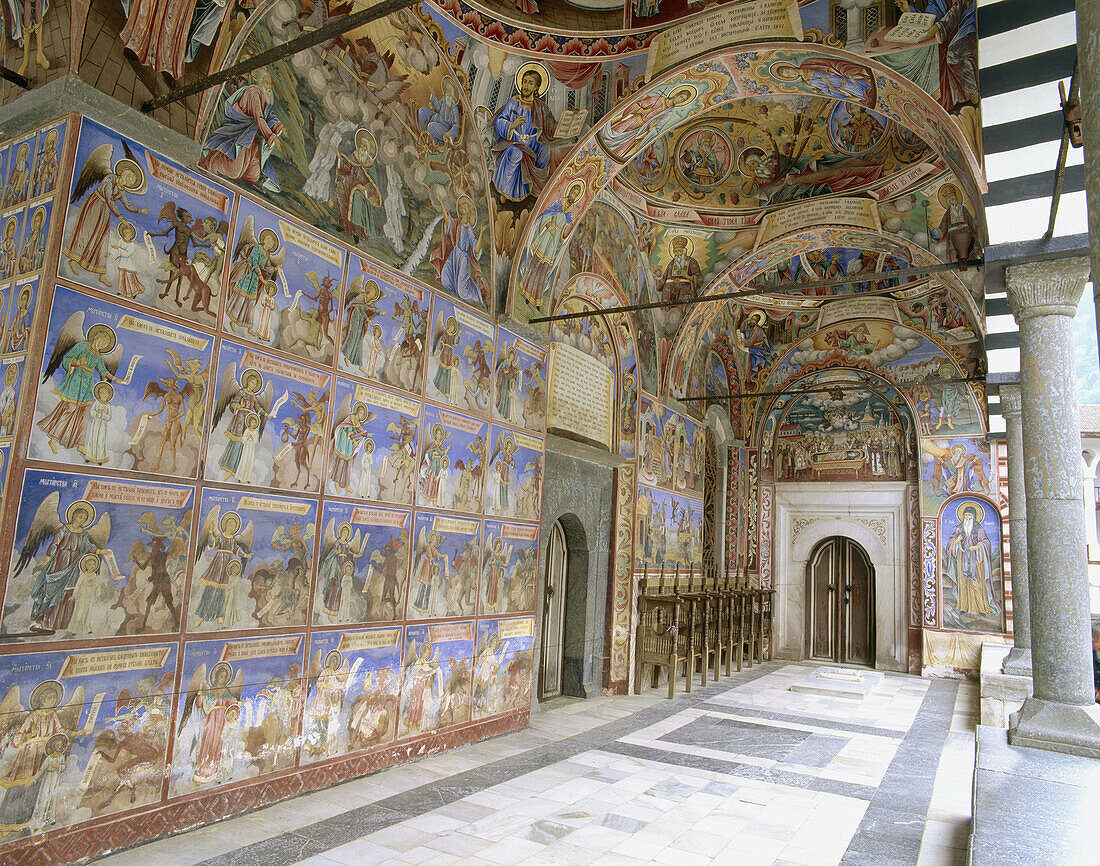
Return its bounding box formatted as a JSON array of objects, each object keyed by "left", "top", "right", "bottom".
[
  {"left": 503, "top": 436, "right": 516, "bottom": 452},
  {"left": 668, "top": 84, "right": 697, "bottom": 104},
  {"left": 93, "top": 380, "right": 114, "bottom": 402},
  {"left": 117, "top": 218, "right": 135, "bottom": 239},
  {"left": 457, "top": 194, "right": 476, "bottom": 217},
  {"left": 937, "top": 183, "right": 962, "bottom": 209},
  {"left": 565, "top": 179, "right": 585, "bottom": 202},
  {"left": 44, "top": 128, "right": 58, "bottom": 144},
  {"left": 441, "top": 76, "right": 460, "bottom": 99},
  {"left": 30, "top": 680, "right": 63, "bottom": 710},
  {"left": 515, "top": 61, "right": 549, "bottom": 96},
  {"left": 258, "top": 228, "right": 280, "bottom": 252},
  {"left": 245, "top": 411, "right": 260, "bottom": 427},
  {"left": 79, "top": 552, "right": 101, "bottom": 571},
  {"left": 66, "top": 500, "right": 95, "bottom": 525},
  {"left": 365, "top": 438, "right": 375, "bottom": 453},
  {"left": 669, "top": 235, "right": 694, "bottom": 257},
  {"left": 86, "top": 323, "right": 117, "bottom": 353},
  {"left": 956, "top": 500, "right": 984, "bottom": 524},
  {"left": 432, "top": 422, "right": 445, "bottom": 438},
  {"left": 113, "top": 157, "right": 147, "bottom": 195},
  {"left": 937, "top": 363, "right": 955, "bottom": 379},
  {"left": 15, "top": 141, "right": 28, "bottom": 157},
  {"left": 737, "top": 145, "right": 768, "bottom": 176},
  {"left": 220, "top": 510, "right": 242, "bottom": 532},
  {"left": 45, "top": 733, "right": 68, "bottom": 753},
  {"left": 325, "top": 649, "right": 343, "bottom": 670},
  {"left": 226, "top": 558, "right": 243, "bottom": 574},
  {"left": 210, "top": 662, "right": 233, "bottom": 685},
  {"left": 337, "top": 521, "right": 353, "bottom": 537},
  {"left": 771, "top": 61, "right": 800, "bottom": 82},
  {"left": 17, "top": 285, "right": 30, "bottom": 302},
  {"left": 364, "top": 279, "right": 381, "bottom": 300},
  {"left": 445, "top": 316, "right": 458, "bottom": 334},
  {"left": 353, "top": 128, "right": 377, "bottom": 161},
  {"left": 353, "top": 401, "right": 368, "bottom": 418},
  {"left": 241, "top": 368, "right": 263, "bottom": 392},
  {"left": 30, "top": 207, "right": 45, "bottom": 226}
]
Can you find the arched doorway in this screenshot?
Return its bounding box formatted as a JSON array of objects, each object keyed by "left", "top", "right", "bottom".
[
  {"left": 539, "top": 521, "right": 567, "bottom": 699},
  {"left": 807, "top": 536, "right": 874, "bottom": 666}
]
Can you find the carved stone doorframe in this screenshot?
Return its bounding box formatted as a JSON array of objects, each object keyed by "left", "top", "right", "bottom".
[{"left": 774, "top": 482, "right": 911, "bottom": 671}]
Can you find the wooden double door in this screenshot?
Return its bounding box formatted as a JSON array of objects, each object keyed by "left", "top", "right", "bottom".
[{"left": 808, "top": 536, "right": 874, "bottom": 666}]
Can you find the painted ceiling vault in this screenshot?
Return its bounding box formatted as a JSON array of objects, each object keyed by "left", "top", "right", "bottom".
[{"left": 33, "top": 0, "right": 983, "bottom": 440}]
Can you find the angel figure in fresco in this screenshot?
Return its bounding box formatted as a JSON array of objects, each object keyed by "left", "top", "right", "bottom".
[
  {"left": 944, "top": 501, "right": 996, "bottom": 620},
  {"left": 32, "top": 129, "right": 59, "bottom": 198},
  {"left": 37, "top": 316, "right": 125, "bottom": 457},
  {"left": 923, "top": 441, "right": 990, "bottom": 497},
  {"left": 3, "top": 285, "right": 32, "bottom": 355},
  {"left": 0, "top": 681, "right": 85, "bottom": 837},
  {"left": 401, "top": 642, "right": 441, "bottom": 734},
  {"left": 490, "top": 436, "right": 517, "bottom": 514},
  {"left": 211, "top": 364, "right": 274, "bottom": 483},
  {"left": 333, "top": 129, "right": 382, "bottom": 245},
  {"left": 178, "top": 662, "right": 244, "bottom": 786},
  {"left": 602, "top": 86, "right": 696, "bottom": 153},
  {"left": 430, "top": 195, "right": 488, "bottom": 308},
  {"left": 11, "top": 497, "right": 110, "bottom": 634},
  {"left": 318, "top": 521, "right": 367, "bottom": 622},
  {"left": 411, "top": 528, "right": 447, "bottom": 616},
  {"left": 473, "top": 633, "right": 508, "bottom": 713},
  {"left": 304, "top": 650, "right": 353, "bottom": 758},
  {"left": 131, "top": 511, "right": 190, "bottom": 631},
  {"left": 329, "top": 399, "right": 373, "bottom": 495},
  {"left": 431, "top": 315, "right": 461, "bottom": 404},
  {"left": 419, "top": 423, "right": 452, "bottom": 509},
  {"left": 165, "top": 350, "right": 210, "bottom": 441},
  {"left": 193, "top": 508, "right": 254, "bottom": 627},
  {"left": 340, "top": 276, "right": 383, "bottom": 374},
  {"left": 483, "top": 537, "right": 514, "bottom": 610},
  {"left": 225, "top": 219, "right": 285, "bottom": 335},
  {"left": 63, "top": 142, "right": 149, "bottom": 287}
]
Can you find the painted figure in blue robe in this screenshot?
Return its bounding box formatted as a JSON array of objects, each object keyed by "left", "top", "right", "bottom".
[
  {"left": 897, "top": 0, "right": 978, "bottom": 111},
  {"left": 430, "top": 196, "right": 488, "bottom": 307},
  {"left": 491, "top": 67, "right": 557, "bottom": 202},
  {"left": 198, "top": 70, "right": 283, "bottom": 194},
  {"left": 774, "top": 57, "right": 877, "bottom": 109},
  {"left": 418, "top": 78, "right": 462, "bottom": 146}
]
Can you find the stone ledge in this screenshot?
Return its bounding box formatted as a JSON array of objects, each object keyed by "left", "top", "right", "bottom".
[{"left": 979, "top": 643, "right": 1032, "bottom": 727}]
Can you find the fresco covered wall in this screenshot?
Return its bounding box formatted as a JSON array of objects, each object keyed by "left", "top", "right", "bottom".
[{"left": 0, "top": 114, "right": 543, "bottom": 864}]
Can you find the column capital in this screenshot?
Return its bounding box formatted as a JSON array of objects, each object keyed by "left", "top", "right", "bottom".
[
  {"left": 1000, "top": 383, "right": 1022, "bottom": 421},
  {"left": 1006, "top": 257, "right": 1090, "bottom": 320}
]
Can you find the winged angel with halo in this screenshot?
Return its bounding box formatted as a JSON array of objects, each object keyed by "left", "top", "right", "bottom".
[
  {"left": 303, "top": 649, "right": 363, "bottom": 758},
  {"left": 12, "top": 494, "right": 111, "bottom": 634},
  {"left": 192, "top": 505, "right": 254, "bottom": 628},
  {"left": 211, "top": 363, "right": 275, "bottom": 484},
  {"left": 36, "top": 313, "right": 126, "bottom": 460},
  {"left": 0, "top": 679, "right": 89, "bottom": 836},
  {"left": 176, "top": 661, "right": 245, "bottom": 786}
]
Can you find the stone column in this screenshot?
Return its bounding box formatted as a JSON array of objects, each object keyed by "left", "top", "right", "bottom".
[
  {"left": 1078, "top": 0, "right": 1100, "bottom": 362},
  {"left": 1006, "top": 257, "right": 1100, "bottom": 758},
  {"left": 1000, "top": 384, "right": 1033, "bottom": 677}
]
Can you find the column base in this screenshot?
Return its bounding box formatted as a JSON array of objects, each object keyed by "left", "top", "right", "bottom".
[
  {"left": 1008, "top": 697, "right": 1100, "bottom": 759},
  {"left": 1001, "top": 647, "right": 1033, "bottom": 677}
]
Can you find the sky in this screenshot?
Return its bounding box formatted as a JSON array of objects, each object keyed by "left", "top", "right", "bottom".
[{"left": 1074, "top": 285, "right": 1100, "bottom": 404}]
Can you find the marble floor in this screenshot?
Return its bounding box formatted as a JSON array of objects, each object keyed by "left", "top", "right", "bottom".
[{"left": 96, "top": 662, "right": 979, "bottom": 866}]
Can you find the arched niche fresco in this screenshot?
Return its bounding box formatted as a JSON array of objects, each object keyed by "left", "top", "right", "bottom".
[
  {"left": 507, "top": 44, "right": 984, "bottom": 319},
  {"left": 194, "top": 5, "right": 497, "bottom": 310}
]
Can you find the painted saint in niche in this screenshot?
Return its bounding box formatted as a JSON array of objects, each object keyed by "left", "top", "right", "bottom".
[
  {"left": 0, "top": 681, "right": 83, "bottom": 836},
  {"left": 11, "top": 497, "right": 111, "bottom": 633},
  {"left": 492, "top": 64, "right": 557, "bottom": 203},
  {"left": 193, "top": 510, "right": 253, "bottom": 628},
  {"left": 931, "top": 183, "right": 981, "bottom": 268},
  {"left": 198, "top": 70, "right": 284, "bottom": 195},
  {"left": 18, "top": 206, "right": 46, "bottom": 275},
  {"left": 657, "top": 236, "right": 701, "bottom": 303},
  {"left": 177, "top": 662, "right": 244, "bottom": 785},
  {"left": 943, "top": 501, "right": 997, "bottom": 620},
  {"left": 63, "top": 143, "right": 149, "bottom": 287},
  {"left": 211, "top": 366, "right": 274, "bottom": 483},
  {"left": 32, "top": 128, "right": 59, "bottom": 197},
  {"left": 3, "top": 285, "right": 32, "bottom": 354},
  {"left": 3, "top": 142, "right": 30, "bottom": 208}
]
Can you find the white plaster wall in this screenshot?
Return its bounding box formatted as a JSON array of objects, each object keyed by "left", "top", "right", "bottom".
[{"left": 774, "top": 482, "right": 910, "bottom": 672}]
